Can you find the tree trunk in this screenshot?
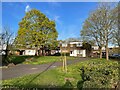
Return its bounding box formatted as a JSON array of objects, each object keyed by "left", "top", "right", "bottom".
[
  {"left": 99, "top": 47, "right": 102, "bottom": 59},
  {"left": 42, "top": 45, "right": 44, "bottom": 56},
  {"left": 118, "top": 46, "right": 120, "bottom": 54},
  {"left": 5, "top": 44, "right": 8, "bottom": 57},
  {"left": 35, "top": 47, "right": 38, "bottom": 56},
  {"left": 106, "top": 42, "right": 109, "bottom": 60},
  {"left": 4, "top": 45, "right": 10, "bottom": 64},
  {"left": 5, "top": 50, "right": 8, "bottom": 59}
]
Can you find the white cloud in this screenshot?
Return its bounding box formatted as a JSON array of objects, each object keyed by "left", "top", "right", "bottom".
[
  {"left": 44, "top": 10, "right": 62, "bottom": 25},
  {"left": 54, "top": 16, "right": 60, "bottom": 21},
  {"left": 54, "top": 15, "right": 62, "bottom": 25},
  {"left": 25, "top": 5, "right": 31, "bottom": 12}
]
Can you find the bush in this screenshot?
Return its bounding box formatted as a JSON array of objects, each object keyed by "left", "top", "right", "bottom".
[
  {"left": 9, "top": 56, "right": 34, "bottom": 65},
  {"left": 52, "top": 53, "right": 61, "bottom": 56},
  {"left": 2, "top": 55, "right": 11, "bottom": 64},
  {"left": 78, "top": 60, "right": 119, "bottom": 88}
]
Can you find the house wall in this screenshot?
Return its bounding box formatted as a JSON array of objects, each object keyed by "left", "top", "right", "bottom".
[
  {"left": 91, "top": 46, "right": 106, "bottom": 57},
  {"left": 109, "top": 47, "right": 120, "bottom": 55},
  {"left": 92, "top": 46, "right": 105, "bottom": 51},
  {"left": 60, "top": 47, "right": 69, "bottom": 53},
  {"left": 0, "top": 44, "right": 7, "bottom": 50},
  {"left": 24, "top": 50, "right": 36, "bottom": 55},
  {"left": 70, "top": 50, "right": 77, "bottom": 57},
  {"left": 70, "top": 49, "right": 86, "bottom": 57},
  {"left": 82, "top": 50, "right": 86, "bottom": 57}
]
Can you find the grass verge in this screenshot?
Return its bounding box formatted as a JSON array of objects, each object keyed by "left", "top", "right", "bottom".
[
  {"left": 2, "top": 58, "right": 120, "bottom": 88},
  {"left": 9, "top": 56, "right": 78, "bottom": 65}
]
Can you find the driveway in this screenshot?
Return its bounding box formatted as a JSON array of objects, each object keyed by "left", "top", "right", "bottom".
[{"left": 1, "top": 58, "right": 90, "bottom": 80}]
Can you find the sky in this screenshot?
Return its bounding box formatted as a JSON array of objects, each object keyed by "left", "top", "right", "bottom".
[{"left": 2, "top": 2, "right": 98, "bottom": 40}]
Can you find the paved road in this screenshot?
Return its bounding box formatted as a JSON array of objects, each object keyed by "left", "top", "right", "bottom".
[{"left": 1, "top": 58, "right": 89, "bottom": 80}]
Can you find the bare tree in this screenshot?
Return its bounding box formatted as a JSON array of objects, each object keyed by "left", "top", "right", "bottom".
[
  {"left": 81, "top": 3, "right": 116, "bottom": 60},
  {"left": 112, "top": 3, "right": 120, "bottom": 49},
  {"left": 0, "top": 26, "right": 14, "bottom": 63},
  {"left": 81, "top": 5, "right": 105, "bottom": 59}
]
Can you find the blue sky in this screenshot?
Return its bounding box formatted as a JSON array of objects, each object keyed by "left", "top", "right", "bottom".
[{"left": 2, "top": 2, "right": 98, "bottom": 40}]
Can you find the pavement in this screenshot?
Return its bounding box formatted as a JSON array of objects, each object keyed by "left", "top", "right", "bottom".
[{"left": 1, "top": 58, "right": 89, "bottom": 80}]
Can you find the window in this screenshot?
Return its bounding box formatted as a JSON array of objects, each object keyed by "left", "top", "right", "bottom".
[
  {"left": 70, "top": 51, "right": 73, "bottom": 54},
  {"left": 62, "top": 43, "right": 67, "bottom": 47},
  {"left": 32, "top": 50, "right": 34, "bottom": 53},
  {"left": 79, "top": 50, "right": 81, "bottom": 54},
  {"left": 76, "top": 43, "right": 82, "bottom": 47},
  {"left": 78, "top": 50, "right": 82, "bottom": 54}
]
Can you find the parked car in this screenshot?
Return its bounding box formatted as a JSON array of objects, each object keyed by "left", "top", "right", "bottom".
[{"left": 110, "top": 54, "right": 120, "bottom": 59}]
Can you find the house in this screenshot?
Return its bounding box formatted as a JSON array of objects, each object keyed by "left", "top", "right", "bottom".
[
  {"left": 0, "top": 43, "right": 59, "bottom": 56},
  {"left": 13, "top": 49, "right": 36, "bottom": 56},
  {"left": 91, "top": 45, "right": 120, "bottom": 57},
  {"left": 0, "top": 44, "right": 8, "bottom": 55},
  {"left": 91, "top": 46, "right": 106, "bottom": 53},
  {"left": 60, "top": 41, "right": 86, "bottom": 57},
  {"left": 90, "top": 46, "right": 106, "bottom": 57},
  {"left": 0, "top": 44, "right": 36, "bottom": 56},
  {"left": 109, "top": 46, "right": 120, "bottom": 55},
  {"left": 13, "top": 46, "right": 56, "bottom": 56}
]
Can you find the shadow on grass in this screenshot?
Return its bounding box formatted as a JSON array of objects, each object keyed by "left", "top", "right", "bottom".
[
  {"left": 2, "top": 79, "right": 76, "bottom": 89},
  {"left": 77, "top": 80, "right": 84, "bottom": 90},
  {"left": 62, "top": 79, "right": 74, "bottom": 90},
  {"left": 26, "top": 61, "right": 56, "bottom": 85},
  {"left": 27, "top": 79, "right": 74, "bottom": 89}
]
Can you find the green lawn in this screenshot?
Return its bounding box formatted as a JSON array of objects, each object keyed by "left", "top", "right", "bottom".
[
  {"left": 2, "top": 59, "right": 119, "bottom": 88},
  {"left": 10, "top": 56, "right": 78, "bottom": 65}
]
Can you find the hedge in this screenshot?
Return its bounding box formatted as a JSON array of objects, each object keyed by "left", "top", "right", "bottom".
[{"left": 78, "top": 60, "right": 120, "bottom": 88}]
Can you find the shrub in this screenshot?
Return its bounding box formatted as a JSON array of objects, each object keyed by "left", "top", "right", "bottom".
[
  {"left": 9, "top": 56, "right": 34, "bottom": 65},
  {"left": 52, "top": 53, "right": 61, "bottom": 56},
  {"left": 78, "top": 60, "right": 119, "bottom": 88}
]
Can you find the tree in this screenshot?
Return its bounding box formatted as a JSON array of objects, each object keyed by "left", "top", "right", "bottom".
[
  {"left": 81, "top": 5, "right": 105, "bottom": 59},
  {"left": 101, "top": 4, "right": 117, "bottom": 60},
  {"left": 15, "top": 9, "right": 58, "bottom": 56},
  {"left": 112, "top": 3, "right": 120, "bottom": 48},
  {"left": 81, "top": 3, "right": 116, "bottom": 60},
  {"left": 0, "top": 26, "right": 14, "bottom": 63},
  {"left": 82, "top": 42, "right": 92, "bottom": 57}
]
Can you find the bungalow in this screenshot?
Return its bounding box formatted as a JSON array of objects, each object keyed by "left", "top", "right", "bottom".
[
  {"left": 14, "top": 49, "right": 36, "bottom": 56},
  {"left": 13, "top": 47, "right": 52, "bottom": 56}
]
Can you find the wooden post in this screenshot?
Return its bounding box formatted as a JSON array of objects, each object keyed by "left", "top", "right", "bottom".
[
  {"left": 61, "top": 49, "right": 64, "bottom": 72},
  {"left": 61, "top": 42, "right": 67, "bottom": 73},
  {"left": 64, "top": 55, "right": 67, "bottom": 72},
  {"left": 64, "top": 45, "right": 67, "bottom": 73},
  {"left": 63, "top": 55, "right": 65, "bottom": 71}
]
